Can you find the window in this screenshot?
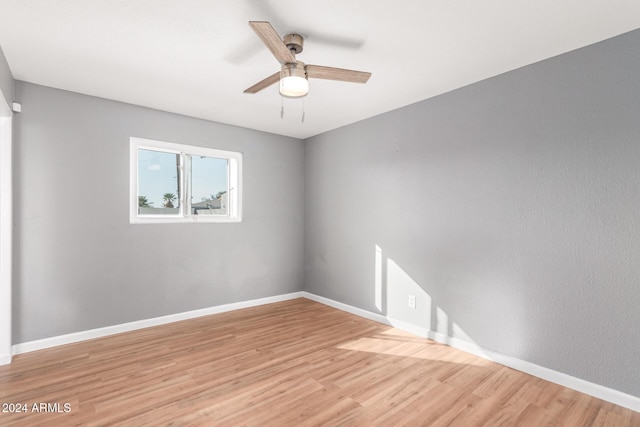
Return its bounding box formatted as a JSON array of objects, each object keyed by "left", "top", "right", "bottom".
[{"left": 130, "top": 137, "right": 242, "bottom": 223}]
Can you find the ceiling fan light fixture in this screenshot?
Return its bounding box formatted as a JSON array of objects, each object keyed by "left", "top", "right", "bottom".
[
  {"left": 279, "top": 62, "right": 309, "bottom": 98},
  {"left": 243, "top": 22, "right": 371, "bottom": 97}
]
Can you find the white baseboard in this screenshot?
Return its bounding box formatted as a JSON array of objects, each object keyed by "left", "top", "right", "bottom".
[
  {"left": 9, "top": 290, "right": 640, "bottom": 413},
  {"left": 12, "top": 292, "right": 304, "bottom": 356},
  {"left": 0, "top": 352, "right": 11, "bottom": 365},
  {"left": 302, "top": 292, "right": 390, "bottom": 325},
  {"left": 301, "top": 291, "right": 640, "bottom": 414}
]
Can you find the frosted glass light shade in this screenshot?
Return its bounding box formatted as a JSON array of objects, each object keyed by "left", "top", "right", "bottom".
[
  {"left": 279, "top": 76, "right": 309, "bottom": 98},
  {"left": 279, "top": 62, "right": 309, "bottom": 98}
]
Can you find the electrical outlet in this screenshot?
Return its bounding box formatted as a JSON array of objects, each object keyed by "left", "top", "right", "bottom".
[{"left": 408, "top": 294, "right": 416, "bottom": 309}]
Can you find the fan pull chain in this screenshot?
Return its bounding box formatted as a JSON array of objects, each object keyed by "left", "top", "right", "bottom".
[
  {"left": 280, "top": 96, "right": 284, "bottom": 119},
  {"left": 301, "top": 98, "right": 305, "bottom": 123}
]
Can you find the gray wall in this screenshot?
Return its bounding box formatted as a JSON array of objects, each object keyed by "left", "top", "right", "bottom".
[
  {"left": 0, "top": 45, "right": 13, "bottom": 111},
  {"left": 13, "top": 82, "right": 304, "bottom": 343},
  {"left": 304, "top": 29, "right": 640, "bottom": 396}
]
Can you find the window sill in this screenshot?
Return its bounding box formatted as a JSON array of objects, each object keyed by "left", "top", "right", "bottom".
[{"left": 130, "top": 216, "right": 243, "bottom": 224}]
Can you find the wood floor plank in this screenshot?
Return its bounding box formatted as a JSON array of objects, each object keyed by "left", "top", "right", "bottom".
[{"left": 0, "top": 298, "right": 638, "bottom": 426}]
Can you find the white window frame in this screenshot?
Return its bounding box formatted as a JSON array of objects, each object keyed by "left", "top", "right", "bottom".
[{"left": 130, "top": 137, "right": 242, "bottom": 224}]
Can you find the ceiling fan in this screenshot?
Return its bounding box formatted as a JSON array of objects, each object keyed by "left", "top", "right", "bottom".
[{"left": 243, "top": 21, "right": 371, "bottom": 98}]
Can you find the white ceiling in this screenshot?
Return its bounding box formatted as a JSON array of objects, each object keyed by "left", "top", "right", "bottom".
[{"left": 1, "top": 1, "right": 640, "bottom": 139}]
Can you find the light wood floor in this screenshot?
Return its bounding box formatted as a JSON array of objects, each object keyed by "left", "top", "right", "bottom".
[{"left": 0, "top": 298, "right": 638, "bottom": 426}]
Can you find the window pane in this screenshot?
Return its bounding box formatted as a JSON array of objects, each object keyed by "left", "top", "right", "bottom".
[
  {"left": 131, "top": 137, "right": 241, "bottom": 223},
  {"left": 190, "top": 155, "right": 228, "bottom": 216},
  {"left": 138, "top": 149, "right": 180, "bottom": 215}
]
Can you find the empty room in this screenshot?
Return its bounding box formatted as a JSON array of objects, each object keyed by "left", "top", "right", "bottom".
[{"left": 1, "top": 1, "right": 640, "bottom": 425}]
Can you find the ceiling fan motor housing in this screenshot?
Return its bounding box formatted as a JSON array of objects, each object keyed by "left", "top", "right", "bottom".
[{"left": 280, "top": 61, "right": 306, "bottom": 79}]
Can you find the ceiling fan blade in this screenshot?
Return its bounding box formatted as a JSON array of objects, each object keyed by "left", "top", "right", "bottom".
[
  {"left": 306, "top": 65, "right": 371, "bottom": 84},
  {"left": 249, "top": 21, "right": 296, "bottom": 65},
  {"left": 244, "top": 72, "right": 280, "bottom": 94}
]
